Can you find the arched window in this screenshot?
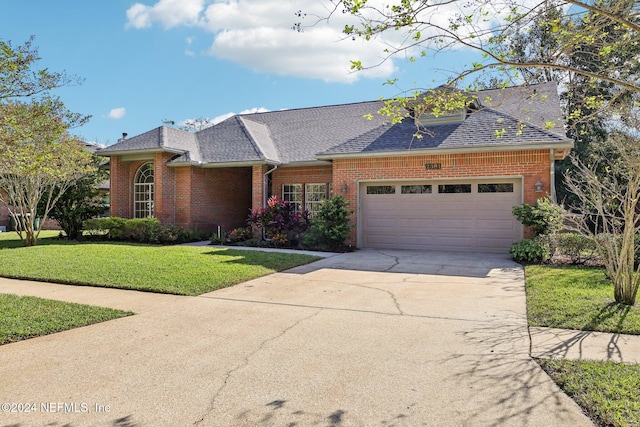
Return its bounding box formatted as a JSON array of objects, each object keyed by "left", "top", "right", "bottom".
[{"left": 134, "top": 163, "right": 154, "bottom": 218}]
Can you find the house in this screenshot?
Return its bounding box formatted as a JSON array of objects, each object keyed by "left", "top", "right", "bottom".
[{"left": 98, "top": 82, "right": 572, "bottom": 252}]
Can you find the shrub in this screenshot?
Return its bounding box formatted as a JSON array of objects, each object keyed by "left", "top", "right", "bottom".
[
  {"left": 83, "top": 217, "right": 199, "bottom": 244},
  {"left": 509, "top": 237, "right": 551, "bottom": 263},
  {"left": 84, "top": 217, "right": 127, "bottom": 239},
  {"left": 228, "top": 227, "right": 253, "bottom": 242},
  {"left": 248, "top": 196, "right": 309, "bottom": 242},
  {"left": 301, "top": 195, "right": 354, "bottom": 250},
  {"left": 512, "top": 198, "right": 564, "bottom": 236},
  {"left": 123, "top": 218, "right": 165, "bottom": 243},
  {"left": 555, "top": 233, "right": 597, "bottom": 264}
]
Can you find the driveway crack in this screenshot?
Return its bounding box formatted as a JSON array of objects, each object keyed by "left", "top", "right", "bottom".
[
  {"left": 377, "top": 250, "right": 400, "bottom": 272},
  {"left": 193, "top": 309, "right": 322, "bottom": 425},
  {"left": 349, "top": 283, "right": 405, "bottom": 315}
]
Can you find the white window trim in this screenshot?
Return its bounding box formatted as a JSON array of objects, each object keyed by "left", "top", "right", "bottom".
[
  {"left": 282, "top": 183, "right": 303, "bottom": 212},
  {"left": 305, "top": 183, "right": 327, "bottom": 216},
  {"left": 134, "top": 163, "right": 154, "bottom": 218}
]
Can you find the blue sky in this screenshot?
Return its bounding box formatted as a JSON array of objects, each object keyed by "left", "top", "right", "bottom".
[{"left": 2, "top": 0, "right": 481, "bottom": 146}]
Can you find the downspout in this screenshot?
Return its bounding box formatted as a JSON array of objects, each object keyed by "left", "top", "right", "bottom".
[
  {"left": 262, "top": 165, "right": 278, "bottom": 240},
  {"left": 550, "top": 148, "right": 556, "bottom": 202},
  {"left": 263, "top": 165, "right": 278, "bottom": 207}
]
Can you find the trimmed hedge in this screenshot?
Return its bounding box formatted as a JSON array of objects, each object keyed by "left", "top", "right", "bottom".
[{"left": 83, "top": 217, "right": 200, "bottom": 244}]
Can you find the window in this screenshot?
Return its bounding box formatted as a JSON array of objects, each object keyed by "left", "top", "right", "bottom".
[
  {"left": 366, "top": 185, "right": 395, "bottom": 195},
  {"left": 438, "top": 184, "right": 471, "bottom": 194},
  {"left": 134, "top": 163, "right": 154, "bottom": 218},
  {"left": 305, "top": 183, "right": 327, "bottom": 216},
  {"left": 401, "top": 185, "right": 432, "bottom": 194},
  {"left": 478, "top": 183, "right": 514, "bottom": 193},
  {"left": 282, "top": 184, "right": 302, "bottom": 211}
]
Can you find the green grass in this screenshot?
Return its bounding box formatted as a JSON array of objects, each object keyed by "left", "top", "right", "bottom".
[
  {"left": 538, "top": 358, "right": 640, "bottom": 427},
  {"left": 0, "top": 234, "right": 320, "bottom": 295},
  {"left": 0, "top": 293, "right": 132, "bottom": 345},
  {"left": 525, "top": 265, "right": 640, "bottom": 334}
]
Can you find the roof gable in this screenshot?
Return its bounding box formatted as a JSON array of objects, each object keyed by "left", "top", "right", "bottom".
[{"left": 99, "top": 82, "right": 571, "bottom": 165}]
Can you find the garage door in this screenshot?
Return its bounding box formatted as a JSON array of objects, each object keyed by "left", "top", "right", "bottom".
[{"left": 360, "top": 179, "right": 522, "bottom": 252}]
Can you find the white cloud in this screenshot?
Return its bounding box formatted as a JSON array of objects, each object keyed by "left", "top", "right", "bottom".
[
  {"left": 107, "top": 108, "right": 126, "bottom": 119},
  {"left": 126, "top": 0, "right": 205, "bottom": 29},
  {"left": 124, "top": 0, "right": 396, "bottom": 82},
  {"left": 125, "top": 0, "right": 531, "bottom": 83}
]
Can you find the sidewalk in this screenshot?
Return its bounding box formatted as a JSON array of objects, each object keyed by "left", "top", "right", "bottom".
[
  {"left": 530, "top": 326, "right": 640, "bottom": 364},
  {"left": 2, "top": 275, "right": 639, "bottom": 365}
]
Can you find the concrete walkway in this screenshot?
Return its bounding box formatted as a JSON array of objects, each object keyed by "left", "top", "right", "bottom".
[{"left": 0, "top": 249, "right": 615, "bottom": 426}]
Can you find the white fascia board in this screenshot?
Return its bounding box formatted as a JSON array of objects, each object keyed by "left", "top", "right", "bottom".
[{"left": 315, "top": 141, "right": 574, "bottom": 160}]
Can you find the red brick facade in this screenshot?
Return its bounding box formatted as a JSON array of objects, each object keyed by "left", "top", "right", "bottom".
[
  {"left": 332, "top": 150, "right": 551, "bottom": 244},
  {"left": 110, "top": 154, "right": 251, "bottom": 234},
  {"left": 110, "top": 148, "right": 553, "bottom": 245}
]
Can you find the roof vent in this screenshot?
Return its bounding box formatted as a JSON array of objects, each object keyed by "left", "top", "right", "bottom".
[{"left": 122, "top": 132, "right": 128, "bottom": 139}]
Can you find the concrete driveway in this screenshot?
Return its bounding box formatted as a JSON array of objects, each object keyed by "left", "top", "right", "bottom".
[{"left": 0, "top": 250, "right": 592, "bottom": 427}]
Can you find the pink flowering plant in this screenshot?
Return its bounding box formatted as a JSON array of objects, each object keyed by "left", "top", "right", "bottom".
[{"left": 248, "top": 196, "right": 309, "bottom": 243}]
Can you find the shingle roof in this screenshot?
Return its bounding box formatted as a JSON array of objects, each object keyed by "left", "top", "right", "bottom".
[
  {"left": 99, "top": 82, "right": 571, "bottom": 164},
  {"left": 99, "top": 126, "right": 199, "bottom": 158},
  {"left": 320, "top": 108, "right": 568, "bottom": 156}
]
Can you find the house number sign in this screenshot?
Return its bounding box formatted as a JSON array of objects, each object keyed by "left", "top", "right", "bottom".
[{"left": 425, "top": 163, "right": 442, "bottom": 170}]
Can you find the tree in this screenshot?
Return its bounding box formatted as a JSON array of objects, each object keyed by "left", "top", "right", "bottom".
[
  {"left": 310, "top": 0, "right": 639, "bottom": 123},
  {"left": 41, "top": 154, "right": 108, "bottom": 240},
  {"left": 564, "top": 132, "right": 640, "bottom": 305},
  {"left": 0, "top": 99, "right": 94, "bottom": 246},
  {"left": 162, "top": 117, "right": 215, "bottom": 132},
  {"left": 1, "top": 36, "right": 81, "bottom": 100},
  {"left": 0, "top": 37, "right": 91, "bottom": 246}
]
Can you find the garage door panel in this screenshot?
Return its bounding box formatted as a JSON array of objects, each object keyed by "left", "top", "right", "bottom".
[
  {"left": 476, "top": 219, "right": 517, "bottom": 232},
  {"left": 361, "top": 180, "right": 522, "bottom": 253}
]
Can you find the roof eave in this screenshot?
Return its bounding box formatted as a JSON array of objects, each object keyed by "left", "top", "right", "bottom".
[
  {"left": 315, "top": 141, "right": 574, "bottom": 160},
  {"left": 280, "top": 160, "right": 333, "bottom": 167},
  {"left": 180, "top": 160, "right": 281, "bottom": 168},
  {"left": 97, "top": 147, "right": 185, "bottom": 157}
]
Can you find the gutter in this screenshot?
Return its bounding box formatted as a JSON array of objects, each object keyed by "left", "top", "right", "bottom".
[{"left": 315, "top": 141, "right": 574, "bottom": 161}]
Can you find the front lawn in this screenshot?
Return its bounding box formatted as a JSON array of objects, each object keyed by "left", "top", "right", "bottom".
[
  {"left": 0, "top": 237, "right": 320, "bottom": 295},
  {"left": 0, "top": 293, "right": 132, "bottom": 345},
  {"left": 525, "top": 265, "right": 640, "bottom": 334},
  {"left": 538, "top": 358, "right": 640, "bottom": 427},
  {"left": 0, "top": 230, "right": 61, "bottom": 248}
]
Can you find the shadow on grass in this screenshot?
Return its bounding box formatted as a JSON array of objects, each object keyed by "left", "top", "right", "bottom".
[
  {"left": 583, "top": 302, "right": 631, "bottom": 333},
  {"left": 201, "top": 249, "right": 321, "bottom": 269}
]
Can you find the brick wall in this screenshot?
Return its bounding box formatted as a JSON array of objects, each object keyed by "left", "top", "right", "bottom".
[
  {"left": 182, "top": 167, "right": 252, "bottom": 234},
  {"left": 110, "top": 156, "right": 252, "bottom": 234},
  {"left": 251, "top": 165, "right": 268, "bottom": 211},
  {"left": 271, "top": 165, "right": 333, "bottom": 200},
  {"left": 110, "top": 156, "right": 146, "bottom": 219},
  {"left": 333, "top": 149, "right": 552, "bottom": 245}
]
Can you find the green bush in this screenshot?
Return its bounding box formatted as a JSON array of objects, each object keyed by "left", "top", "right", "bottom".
[
  {"left": 512, "top": 198, "right": 564, "bottom": 236},
  {"left": 301, "top": 196, "right": 354, "bottom": 250},
  {"left": 83, "top": 217, "right": 198, "bottom": 244},
  {"left": 84, "top": 217, "right": 127, "bottom": 239},
  {"left": 555, "top": 232, "right": 597, "bottom": 264},
  {"left": 509, "top": 237, "right": 551, "bottom": 263},
  {"left": 123, "top": 218, "right": 165, "bottom": 243}
]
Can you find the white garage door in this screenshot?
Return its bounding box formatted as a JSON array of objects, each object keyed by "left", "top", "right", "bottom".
[{"left": 360, "top": 179, "right": 522, "bottom": 252}]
